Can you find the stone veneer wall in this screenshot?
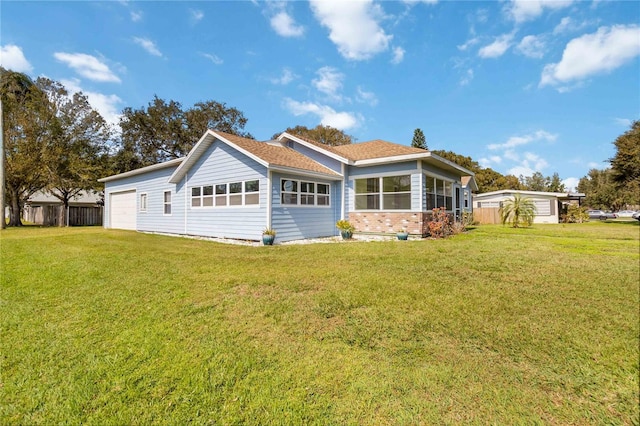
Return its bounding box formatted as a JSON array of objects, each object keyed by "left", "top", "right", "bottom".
[{"left": 349, "top": 212, "right": 433, "bottom": 236}]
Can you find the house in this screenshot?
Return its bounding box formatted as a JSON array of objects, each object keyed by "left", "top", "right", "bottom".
[
  {"left": 23, "top": 190, "right": 103, "bottom": 226},
  {"left": 99, "top": 130, "right": 474, "bottom": 242},
  {"left": 472, "top": 190, "right": 586, "bottom": 224},
  {"left": 461, "top": 176, "right": 478, "bottom": 213}
]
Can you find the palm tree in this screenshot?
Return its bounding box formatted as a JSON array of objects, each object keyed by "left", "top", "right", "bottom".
[{"left": 500, "top": 194, "right": 536, "bottom": 228}]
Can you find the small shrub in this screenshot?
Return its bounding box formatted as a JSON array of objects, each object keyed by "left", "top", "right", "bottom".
[
  {"left": 427, "top": 207, "right": 458, "bottom": 238},
  {"left": 561, "top": 204, "right": 589, "bottom": 223}
]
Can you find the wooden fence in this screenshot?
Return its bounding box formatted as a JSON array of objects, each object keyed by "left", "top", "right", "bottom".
[
  {"left": 24, "top": 205, "right": 103, "bottom": 226},
  {"left": 473, "top": 207, "right": 501, "bottom": 225}
]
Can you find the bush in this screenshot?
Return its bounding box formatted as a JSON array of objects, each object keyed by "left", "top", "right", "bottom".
[
  {"left": 561, "top": 204, "right": 590, "bottom": 223},
  {"left": 427, "top": 207, "right": 462, "bottom": 238}
]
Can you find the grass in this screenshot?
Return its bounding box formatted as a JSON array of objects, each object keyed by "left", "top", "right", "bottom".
[{"left": 1, "top": 222, "right": 638, "bottom": 424}]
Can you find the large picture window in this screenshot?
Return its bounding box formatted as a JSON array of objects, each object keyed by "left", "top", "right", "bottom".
[
  {"left": 191, "top": 180, "right": 260, "bottom": 208},
  {"left": 355, "top": 175, "right": 411, "bottom": 210},
  {"left": 281, "top": 179, "right": 330, "bottom": 207},
  {"left": 425, "top": 175, "right": 453, "bottom": 211}
]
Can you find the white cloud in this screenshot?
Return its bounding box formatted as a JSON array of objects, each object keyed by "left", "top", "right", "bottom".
[
  {"left": 0, "top": 44, "right": 33, "bottom": 73},
  {"left": 457, "top": 37, "right": 480, "bottom": 51},
  {"left": 310, "top": 0, "right": 392, "bottom": 60},
  {"left": 506, "top": 0, "right": 574, "bottom": 23},
  {"left": 356, "top": 86, "right": 378, "bottom": 106},
  {"left": 283, "top": 98, "right": 361, "bottom": 130},
  {"left": 270, "top": 67, "right": 297, "bottom": 85},
  {"left": 540, "top": 25, "right": 640, "bottom": 89},
  {"left": 517, "top": 35, "right": 546, "bottom": 59},
  {"left": 460, "top": 68, "right": 474, "bottom": 86},
  {"left": 488, "top": 130, "right": 557, "bottom": 150},
  {"left": 60, "top": 78, "right": 123, "bottom": 127},
  {"left": 53, "top": 52, "right": 120, "bottom": 83},
  {"left": 133, "top": 37, "right": 163, "bottom": 57},
  {"left": 190, "top": 9, "right": 204, "bottom": 22},
  {"left": 588, "top": 161, "right": 601, "bottom": 168},
  {"left": 270, "top": 11, "right": 304, "bottom": 37},
  {"left": 200, "top": 52, "right": 223, "bottom": 65},
  {"left": 391, "top": 46, "right": 405, "bottom": 64},
  {"left": 614, "top": 117, "right": 632, "bottom": 127},
  {"left": 507, "top": 152, "right": 549, "bottom": 176},
  {"left": 562, "top": 177, "right": 579, "bottom": 192},
  {"left": 478, "top": 33, "right": 514, "bottom": 58},
  {"left": 312, "top": 66, "right": 344, "bottom": 100},
  {"left": 130, "top": 10, "right": 143, "bottom": 22}
]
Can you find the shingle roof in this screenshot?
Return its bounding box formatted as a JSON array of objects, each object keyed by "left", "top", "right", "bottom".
[
  {"left": 215, "top": 131, "right": 340, "bottom": 176},
  {"left": 332, "top": 140, "right": 427, "bottom": 161}
]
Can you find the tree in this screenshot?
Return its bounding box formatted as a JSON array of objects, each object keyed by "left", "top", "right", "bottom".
[
  {"left": 499, "top": 194, "right": 536, "bottom": 228},
  {"left": 521, "top": 172, "right": 549, "bottom": 191},
  {"left": 577, "top": 168, "right": 629, "bottom": 211},
  {"left": 411, "top": 128, "right": 427, "bottom": 149},
  {"left": 38, "top": 78, "right": 112, "bottom": 224},
  {"left": 609, "top": 120, "right": 640, "bottom": 206},
  {"left": 547, "top": 172, "right": 566, "bottom": 193},
  {"left": 273, "top": 124, "right": 354, "bottom": 146},
  {"left": 117, "top": 95, "right": 252, "bottom": 169},
  {"left": 1, "top": 68, "right": 59, "bottom": 226}
]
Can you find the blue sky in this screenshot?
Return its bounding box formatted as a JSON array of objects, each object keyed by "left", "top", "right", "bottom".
[{"left": 1, "top": 0, "right": 639, "bottom": 190}]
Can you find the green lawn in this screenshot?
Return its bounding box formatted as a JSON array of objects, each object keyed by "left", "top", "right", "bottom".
[{"left": 1, "top": 223, "right": 638, "bottom": 424}]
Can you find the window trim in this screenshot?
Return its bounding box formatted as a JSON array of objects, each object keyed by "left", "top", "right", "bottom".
[
  {"left": 280, "top": 178, "right": 331, "bottom": 208},
  {"left": 139, "top": 192, "right": 148, "bottom": 213},
  {"left": 354, "top": 175, "right": 412, "bottom": 211},
  {"left": 424, "top": 174, "right": 454, "bottom": 212},
  {"left": 190, "top": 179, "right": 260, "bottom": 209},
  {"left": 163, "top": 191, "right": 172, "bottom": 216}
]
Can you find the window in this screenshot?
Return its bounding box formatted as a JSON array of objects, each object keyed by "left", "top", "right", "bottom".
[
  {"left": 140, "top": 193, "right": 147, "bottom": 212},
  {"left": 163, "top": 191, "right": 172, "bottom": 215},
  {"left": 281, "top": 179, "right": 330, "bottom": 207},
  {"left": 425, "top": 175, "right": 454, "bottom": 211},
  {"left": 191, "top": 180, "right": 260, "bottom": 208},
  {"left": 355, "top": 175, "right": 411, "bottom": 210}
]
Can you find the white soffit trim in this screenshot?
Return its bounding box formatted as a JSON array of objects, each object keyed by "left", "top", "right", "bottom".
[
  {"left": 277, "top": 132, "right": 350, "bottom": 164},
  {"left": 426, "top": 153, "right": 475, "bottom": 176},
  {"left": 353, "top": 153, "right": 427, "bottom": 166},
  {"left": 99, "top": 157, "right": 184, "bottom": 182},
  {"left": 271, "top": 165, "right": 343, "bottom": 181}
]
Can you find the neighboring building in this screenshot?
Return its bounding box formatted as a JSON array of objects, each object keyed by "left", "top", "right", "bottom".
[
  {"left": 461, "top": 176, "right": 478, "bottom": 213},
  {"left": 473, "top": 190, "right": 586, "bottom": 224},
  {"left": 99, "top": 130, "right": 474, "bottom": 242},
  {"left": 23, "top": 190, "right": 103, "bottom": 226}
]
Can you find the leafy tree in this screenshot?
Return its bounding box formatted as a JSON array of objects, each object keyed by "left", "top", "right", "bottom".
[
  {"left": 38, "top": 78, "right": 112, "bottom": 223},
  {"left": 577, "top": 168, "right": 630, "bottom": 211},
  {"left": 609, "top": 120, "right": 640, "bottom": 206},
  {"left": 499, "top": 194, "right": 536, "bottom": 228},
  {"left": 1, "top": 68, "right": 59, "bottom": 226},
  {"left": 411, "top": 128, "right": 427, "bottom": 149},
  {"left": 521, "top": 172, "right": 549, "bottom": 191},
  {"left": 117, "top": 95, "right": 252, "bottom": 170},
  {"left": 547, "top": 172, "right": 566, "bottom": 193},
  {"left": 273, "top": 124, "right": 354, "bottom": 146}
]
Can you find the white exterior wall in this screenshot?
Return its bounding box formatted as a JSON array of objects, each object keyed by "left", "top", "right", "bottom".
[{"left": 473, "top": 192, "right": 560, "bottom": 223}]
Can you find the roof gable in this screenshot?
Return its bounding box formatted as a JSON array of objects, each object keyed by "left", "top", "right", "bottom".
[{"left": 168, "top": 130, "right": 340, "bottom": 184}]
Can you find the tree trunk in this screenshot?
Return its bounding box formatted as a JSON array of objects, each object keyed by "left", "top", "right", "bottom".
[{"left": 7, "top": 187, "right": 22, "bottom": 226}]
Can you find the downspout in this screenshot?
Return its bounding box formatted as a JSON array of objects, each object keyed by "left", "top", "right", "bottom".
[
  {"left": 266, "top": 170, "right": 272, "bottom": 229},
  {"left": 341, "top": 163, "right": 346, "bottom": 220},
  {"left": 184, "top": 172, "right": 188, "bottom": 234}
]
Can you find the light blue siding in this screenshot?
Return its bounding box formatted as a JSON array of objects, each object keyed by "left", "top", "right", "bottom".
[
  {"left": 347, "top": 161, "right": 419, "bottom": 178},
  {"left": 186, "top": 141, "right": 268, "bottom": 240},
  {"left": 289, "top": 141, "right": 343, "bottom": 173},
  {"left": 271, "top": 172, "right": 341, "bottom": 242},
  {"left": 422, "top": 163, "right": 461, "bottom": 181},
  {"left": 104, "top": 165, "right": 184, "bottom": 233}
]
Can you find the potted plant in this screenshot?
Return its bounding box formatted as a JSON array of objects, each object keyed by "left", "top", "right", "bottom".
[
  {"left": 396, "top": 228, "right": 409, "bottom": 240},
  {"left": 262, "top": 228, "right": 276, "bottom": 245},
  {"left": 336, "top": 219, "right": 355, "bottom": 240}
]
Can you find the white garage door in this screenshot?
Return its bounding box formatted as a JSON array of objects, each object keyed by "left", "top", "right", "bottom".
[{"left": 109, "top": 190, "right": 137, "bottom": 230}]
